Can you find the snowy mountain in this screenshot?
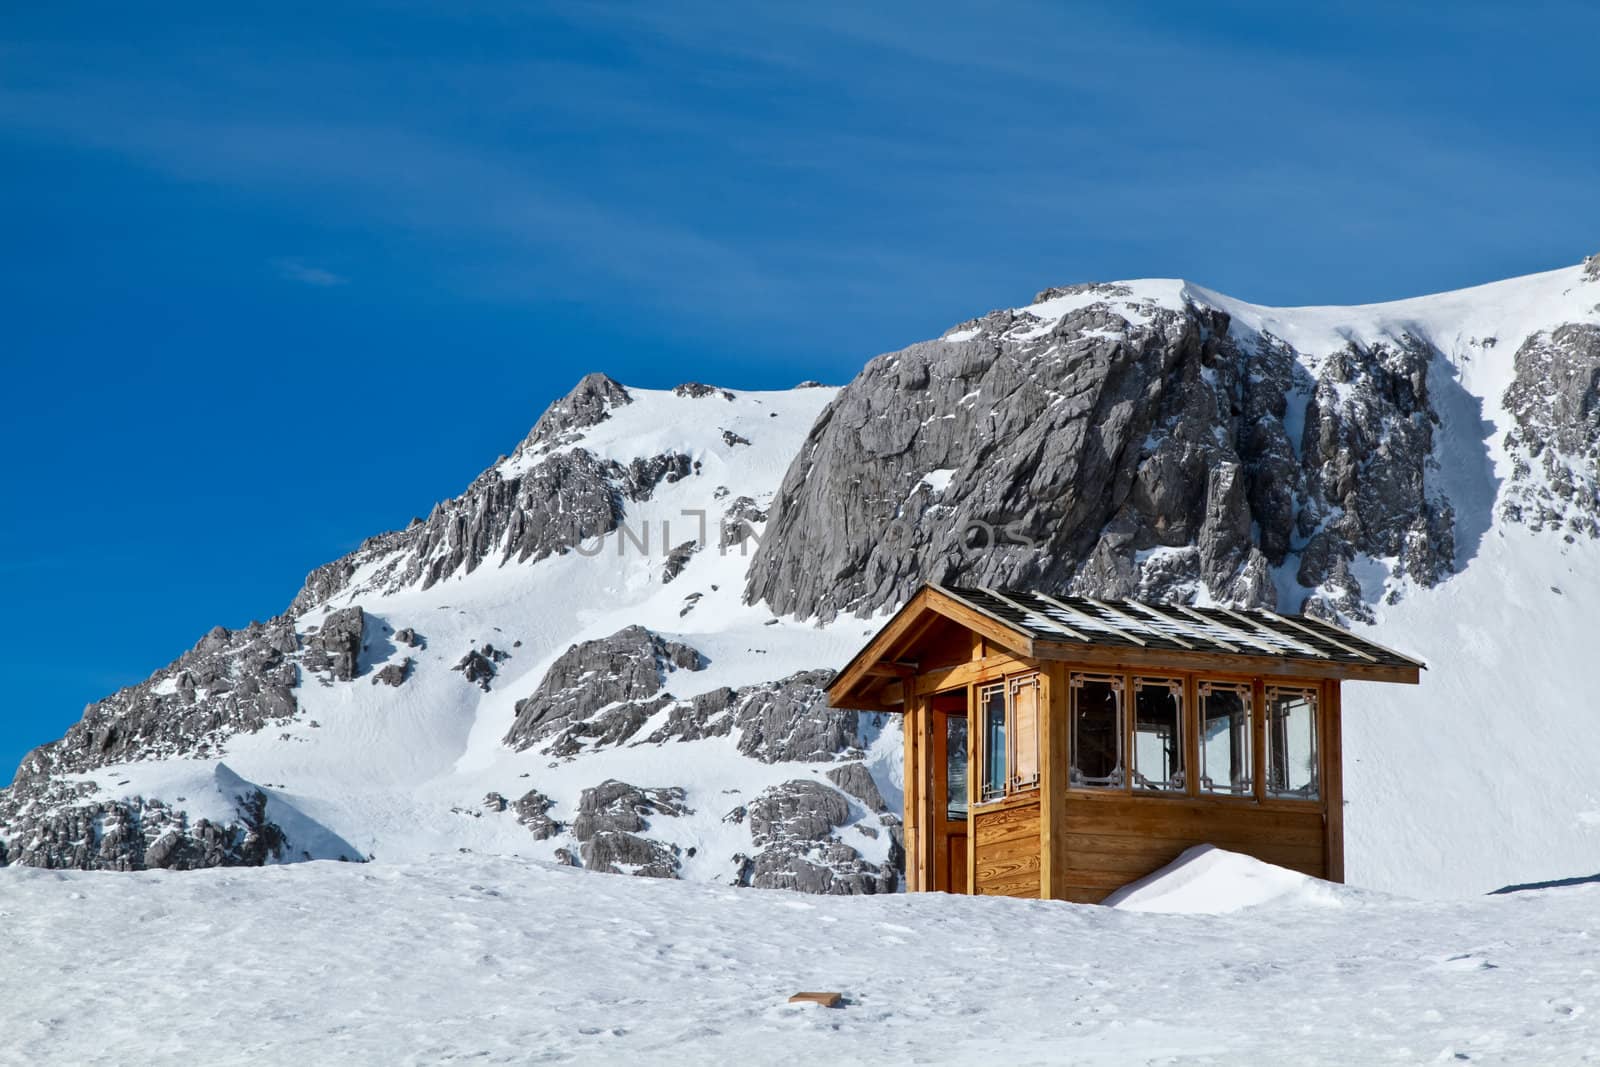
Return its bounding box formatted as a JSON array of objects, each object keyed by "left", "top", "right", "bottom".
[{"left": 3, "top": 255, "right": 1598, "bottom": 900}]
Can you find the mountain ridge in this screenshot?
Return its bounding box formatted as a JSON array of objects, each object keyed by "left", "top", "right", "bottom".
[{"left": 4, "top": 255, "right": 1597, "bottom": 898}]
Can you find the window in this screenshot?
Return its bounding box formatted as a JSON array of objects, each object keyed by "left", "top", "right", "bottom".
[
  {"left": 1198, "top": 680, "right": 1253, "bottom": 796},
  {"left": 1069, "top": 673, "right": 1124, "bottom": 789},
  {"left": 981, "top": 682, "right": 1006, "bottom": 800},
  {"left": 1131, "top": 677, "right": 1185, "bottom": 792},
  {"left": 1266, "top": 686, "right": 1319, "bottom": 799},
  {"left": 1009, "top": 674, "right": 1041, "bottom": 791},
  {"left": 946, "top": 714, "right": 969, "bottom": 820},
  {"left": 978, "top": 674, "right": 1041, "bottom": 802}
]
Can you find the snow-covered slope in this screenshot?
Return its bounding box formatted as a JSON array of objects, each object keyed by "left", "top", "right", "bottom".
[
  {"left": 1, "top": 381, "right": 907, "bottom": 890},
  {"left": 4, "top": 256, "right": 1599, "bottom": 904},
  {"left": 3, "top": 851, "right": 1596, "bottom": 1064}
]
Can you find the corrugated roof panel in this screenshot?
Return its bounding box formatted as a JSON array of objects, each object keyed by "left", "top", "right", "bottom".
[{"left": 936, "top": 584, "right": 1422, "bottom": 671}]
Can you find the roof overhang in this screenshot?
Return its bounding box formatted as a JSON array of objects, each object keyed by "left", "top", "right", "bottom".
[{"left": 827, "top": 583, "right": 1424, "bottom": 711}]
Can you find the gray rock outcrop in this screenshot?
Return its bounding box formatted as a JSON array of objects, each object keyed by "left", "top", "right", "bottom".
[
  {"left": 10, "top": 617, "right": 300, "bottom": 782},
  {"left": 571, "top": 780, "right": 688, "bottom": 878},
  {"left": 734, "top": 779, "right": 897, "bottom": 894},
  {"left": 302, "top": 606, "right": 364, "bottom": 682},
  {"left": 504, "top": 627, "right": 702, "bottom": 750},
  {"left": 1500, "top": 324, "right": 1600, "bottom": 538},
  {"left": 745, "top": 285, "right": 1468, "bottom": 622},
  {"left": 0, "top": 780, "right": 293, "bottom": 871},
  {"left": 825, "top": 762, "right": 888, "bottom": 813},
  {"left": 513, "top": 788, "right": 561, "bottom": 839},
  {"left": 290, "top": 374, "right": 697, "bottom": 611}
]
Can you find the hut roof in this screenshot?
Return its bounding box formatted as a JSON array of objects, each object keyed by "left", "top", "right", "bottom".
[{"left": 828, "top": 583, "right": 1425, "bottom": 708}]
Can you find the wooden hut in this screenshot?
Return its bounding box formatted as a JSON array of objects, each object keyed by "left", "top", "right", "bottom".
[{"left": 826, "top": 584, "right": 1423, "bottom": 902}]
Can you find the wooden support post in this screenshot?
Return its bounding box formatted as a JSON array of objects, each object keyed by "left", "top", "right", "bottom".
[
  {"left": 966, "top": 682, "right": 978, "bottom": 895},
  {"left": 1252, "top": 677, "right": 1268, "bottom": 803},
  {"left": 908, "top": 710, "right": 921, "bottom": 895},
  {"left": 1323, "top": 680, "right": 1345, "bottom": 883},
  {"left": 917, "top": 694, "right": 937, "bottom": 893},
  {"left": 1041, "top": 662, "right": 1070, "bottom": 899}
]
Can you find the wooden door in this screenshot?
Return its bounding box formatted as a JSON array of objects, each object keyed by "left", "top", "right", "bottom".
[{"left": 931, "top": 694, "right": 970, "bottom": 894}]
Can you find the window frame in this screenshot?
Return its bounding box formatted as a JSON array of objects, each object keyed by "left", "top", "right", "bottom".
[
  {"left": 975, "top": 671, "right": 1042, "bottom": 805},
  {"left": 1264, "top": 683, "right": 1320, "bottom": 801},
  {"left": 1196, "top": 678, "right": 1255, "bottom": 798},
  {"left": 1067, "top": 671, "right": 1126, "bottom": 790},
  {"left": 1128, "top": 675, "right": 1187, "bottom": 794},
  {"left": 1057, "top": 670, "right": 1324, "bottom": 808}
]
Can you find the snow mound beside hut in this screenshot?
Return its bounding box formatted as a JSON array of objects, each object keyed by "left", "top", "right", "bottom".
[{"left": 1104, "top": 845, "right": 1365, "bottom": 914}]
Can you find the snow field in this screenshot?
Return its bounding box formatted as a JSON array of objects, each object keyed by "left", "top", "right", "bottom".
[{"left": 2, "top": 852, "right": 1597, "bottom": 1065}]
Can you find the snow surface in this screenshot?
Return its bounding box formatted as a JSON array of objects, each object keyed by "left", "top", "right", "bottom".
[{"left": 3, "top": 852, "right": 1598, "bottom": 1065}]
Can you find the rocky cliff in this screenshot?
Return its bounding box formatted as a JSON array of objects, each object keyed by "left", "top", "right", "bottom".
[{"left": 744, "top": 281, "right": 1470, "bottom": 623}]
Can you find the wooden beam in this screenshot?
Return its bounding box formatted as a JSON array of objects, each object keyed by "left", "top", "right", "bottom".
[
  {"left": 1036, "top": 591, "right": 1146, "bottom": 646},
  {"left": 1029, "top": 639, "right": 1421, "bottom": 685},
  {"left": 1259, "top": 608, "right": 1377, "bottom": 662},
  {"left": 1214, "top": 605, "right": 1323, "bottom": 658},
  {"left": 1088, "top": 596, "right": 1179, "bottom": 646},
  {"left": 1174, "top": 603, "right": 1282, "bottom": 655},
  {"left": 864, "top": 662, "right": 917, "bottom": 679},
  {"left": 980, "top": 587, "right": 1089, "bottom": 642},
  {"left": 966, "top": 682, "right": 978, "bottom": 896},
  {"left": 826, "top": 587, "right": 936, "bottom": 708},
  {"left": 1125, "top": 600, "right": 1243, "bottom": 652},
  {"left": 925, "top": 585, "right": 1036, "bottom": 660},
  {"left": 909, "top": 652, "right": 1036, "bottom": 699}
]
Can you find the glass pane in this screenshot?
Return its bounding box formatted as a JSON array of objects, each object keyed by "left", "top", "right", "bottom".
[
  {"left": 946, "top": 714, "right": 969, "bottom": 820},
  {"left": 1010, "top": 677, "right": 1040, "bottom": 788},
  {"left": 1199, "top": 684, "right": 1252, "bottom": 796},
  {"left": 1132, "top": 679, "right": 1184, "bottom": 792},
  {"left": 1267, "top": 689, "right": 1319, "bottom": 799},
  {"left": 982, "top": 686, "right": 1007, "bottom": 800},
  {"left": 1070, "top": 676, "right": 1123, "bottom": 788}
]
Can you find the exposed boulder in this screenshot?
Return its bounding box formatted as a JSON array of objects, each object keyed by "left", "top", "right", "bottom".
[
  {"left": 825, "top": 762, "right": 888, "bottom": 813},
  {"left": 734, "top": 780, "right": 896, "bottom": 895},
  {"left": 571, "top": 780, "right": 687, "bottom": 878},
  {"left": 638, "top": 670, "right": 866, "bottom": 764},
  {"left": 1500, "top": 324, "right": 1600, "bottom": 538},
  {"left": 0, "top": 781, "right": 292, "bottom": 872},
  {"left": 453, "top": 645, "right": 509, "bottom": 692},
  {"left": 301, "top": 606, "right": 364, "bottom": 682},
  {"left": 661, "top": 540, "right": 698, "bottom": 584},
  {"left": 719, "top": 496, "right": 769, "bottom": 552},
  {"left": 673, "top": 382, "right": 735, "bottom": 400},
  {"left": 513, "top": 788, "right": 561, "bottom": 840},
  {"left": 504, "top": 627, "right": 702, "bottom": 750},
  {"left": 372, "top": 658, "right": 413, "bottom": 688}
]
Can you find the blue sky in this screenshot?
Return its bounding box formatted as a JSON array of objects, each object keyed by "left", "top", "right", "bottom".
[{"left": 2, "top": 2, "right": 1597, "bottom": 776}]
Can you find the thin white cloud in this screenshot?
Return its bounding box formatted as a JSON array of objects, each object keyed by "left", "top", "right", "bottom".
[{"left": 274, "top": 259, "right": 348, "bottom": 287}]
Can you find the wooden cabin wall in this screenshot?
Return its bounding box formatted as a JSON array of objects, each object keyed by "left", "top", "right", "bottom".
[
  {"left": 1052, "top": 795, "right": 1327, "bottom": 903},
  {"left": 1038, "top": 666, "right": 1340, "bottom": 905},
  {"left": 973, "top": 798, "right": 1041, "bottom": 897},
  {"left": 897, "top": 644, "right": 1348, "bottom": 903}
]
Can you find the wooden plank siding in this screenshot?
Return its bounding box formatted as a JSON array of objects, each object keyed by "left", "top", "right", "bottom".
[
  {"left": 973, "top": 797, "right": 1042, "bottom": 897},
  {"left": 1055, "top": 792, "right": 1326, "bottom": 902}
]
